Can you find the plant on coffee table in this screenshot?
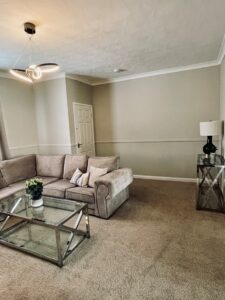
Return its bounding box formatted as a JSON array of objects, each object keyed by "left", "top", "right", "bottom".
[{"left": 26, "top": 178, "right": 43, "bottom": 207}]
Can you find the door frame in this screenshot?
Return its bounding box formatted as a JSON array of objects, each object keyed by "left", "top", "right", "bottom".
[{"left": 72, "top": 102, "right": 95, "bottom": 155}]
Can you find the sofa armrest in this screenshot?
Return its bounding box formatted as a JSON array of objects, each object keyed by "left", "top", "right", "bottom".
[{"left": 94, "top": 168, "right": 133, "bottom": 218}]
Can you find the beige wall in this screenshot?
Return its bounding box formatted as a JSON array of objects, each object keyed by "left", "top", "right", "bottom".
[
  {"left": 220, "top": 57, "right": 225, "bottom": 155},
  {"left": 93, "top": 66, "right": 220, "bottom": 178},
  {"left": 65, "top": 78, "right": 92, "bottom": 152},
  {"left": 0, "top": 65, "right": 221, "bottom": 179},
  {"left": 33, "top": 78, "right": 71, "bottom": 154},
  {"left": 0, "top": 78, "right": 38, "bottom": 157}
]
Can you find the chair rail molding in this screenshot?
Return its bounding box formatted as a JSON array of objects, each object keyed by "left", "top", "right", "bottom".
[
  {"left": 9, "top": 144, "right": 39, "bottom": 157},
  {"left": 38, "top": 143, "right": 74, "bottom": 155},
  {"left": 95, "top": 137, "right": 212, "bottom": 144}
]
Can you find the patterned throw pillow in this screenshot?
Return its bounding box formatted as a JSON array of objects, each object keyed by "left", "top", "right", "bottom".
[
  {"left": 70, "top": 168, "right": 82, "bottom": 185},
  {"left": 88, "top": 166, "right": 108, "bottom": 187},
  {"left": 77, "top": 172, "right": 90, "bottom": 187},
  {"left": 70, "top": 168, "right": 90, "bottom": 187}
]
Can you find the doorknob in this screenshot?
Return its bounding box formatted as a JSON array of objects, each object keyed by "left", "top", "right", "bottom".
[{"left": 77, "top": 143, "right": 82, "bottom": 148}]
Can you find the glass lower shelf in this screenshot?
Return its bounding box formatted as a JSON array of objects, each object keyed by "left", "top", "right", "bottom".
[{"left": 0, "top": 222, "right": 71, "bottom": 260}]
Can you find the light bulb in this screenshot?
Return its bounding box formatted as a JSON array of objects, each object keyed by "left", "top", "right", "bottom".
[{"left": 26, "top": 65, "right": 42, "bottom": 80}]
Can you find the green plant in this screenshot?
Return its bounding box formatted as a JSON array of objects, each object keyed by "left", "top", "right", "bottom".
[{"left": 26, "top": 178, "right": 43, "bottom": 200}]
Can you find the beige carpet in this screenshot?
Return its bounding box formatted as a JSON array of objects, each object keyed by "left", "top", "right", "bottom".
[{"left": 1, "top": 179, "right": 225, "bottom": 300}]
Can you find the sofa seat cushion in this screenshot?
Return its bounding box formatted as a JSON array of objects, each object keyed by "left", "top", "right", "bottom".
[
  {"left": 36, "top": 155, "right": 65, "bottom": 178},
  {"left": 8, "top": 176, "right": 58, "bottom": 193},
  {"left": 63, "top": 155, "right": 88, "bottom": 179},
  {"left": 0, "top": 155, "right": 36, "bottom": 185},
  {"left": 43, "top": 179, "right": 75, "bottom": 198},
  {"left": 37, "top": 177, "right": 59, "bottom": 186},
  {"left": 87, "top": 156, "right": 119, "bottom": 172},
  {"left": 0, "top": 185, "right": 25, "bottom": 201},
  {"left": 66, "top": 187, "right": 95, "bottom": 204},
  {"left": 9, "top": 180, "right": 27, "bottom": 191},
  {"left": 9, "top": 177, "right": 58, "bottom": 190}
]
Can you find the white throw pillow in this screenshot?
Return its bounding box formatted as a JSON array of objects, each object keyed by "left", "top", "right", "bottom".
[
  {"left": 70, "top": 168, "right": 82, "bottom": 185},
  {"left": 88, "top": 166, "right": 108, "bottom": 187},
  {"left": 77, "top": 172, "right": 90, "bottom": 187}
]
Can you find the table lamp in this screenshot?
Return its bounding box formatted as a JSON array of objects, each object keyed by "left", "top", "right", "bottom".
[{"left": 200, "top": 120, "right": 221, "bottom": 157}]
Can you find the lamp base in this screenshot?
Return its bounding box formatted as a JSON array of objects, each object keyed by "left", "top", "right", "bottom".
[{"left": 203, "top": 136, "right": 217, "bottom": 156}]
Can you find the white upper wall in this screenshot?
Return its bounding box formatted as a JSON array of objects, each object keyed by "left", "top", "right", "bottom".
[
  {"left": 0, "top": 75, "right": 93, "bottom": 157},
  {"left": 0, "top": 77, "right": 38, "bottom": 156},
  {"left": 33, "top": 78, "right": 71, "bottom": 154}
]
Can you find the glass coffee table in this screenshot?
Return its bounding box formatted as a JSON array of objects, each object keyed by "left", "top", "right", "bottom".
[{"left": 0, "top": 194, "right": 90, "bottom": 267}]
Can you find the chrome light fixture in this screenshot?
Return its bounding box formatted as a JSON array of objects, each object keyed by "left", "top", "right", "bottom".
[{"left": 9, "top": 22, "right": 59, "bottom": 83}]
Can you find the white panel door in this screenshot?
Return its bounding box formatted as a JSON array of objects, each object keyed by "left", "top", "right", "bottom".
[{"left": 73, "top": 103, "right": 95, "bottom": 156}]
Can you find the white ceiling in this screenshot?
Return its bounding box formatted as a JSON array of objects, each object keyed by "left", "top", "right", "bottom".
[{"left": 0, "top": 0, "right": 225, "bottom": 84}]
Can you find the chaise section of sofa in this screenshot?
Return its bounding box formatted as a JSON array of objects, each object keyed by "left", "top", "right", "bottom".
[
  {"left": 0, "top": 154, "right": 133, "bottom": 219},
  {"left": 94, "top": 168, "right": 133, "bottom": 219},
  {"left": 64, "top": 156, "right": 120, "bottom": 212}
]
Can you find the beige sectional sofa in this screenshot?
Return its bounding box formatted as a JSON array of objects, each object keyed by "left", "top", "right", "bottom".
[{"left": 0, "top": 154, "right": 133, "bottom": 219}]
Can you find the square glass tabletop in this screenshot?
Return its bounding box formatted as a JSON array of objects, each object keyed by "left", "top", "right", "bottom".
[
  {"left": 0, "top": 194, "right": 87, "bottom": 226},
  {"left": 197, "top": 154, "right": 225, "bottom": 167}
]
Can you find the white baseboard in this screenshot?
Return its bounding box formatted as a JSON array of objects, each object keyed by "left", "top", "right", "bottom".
[{"left": 133, "top": 174, "right": 197, "bottom": 183}]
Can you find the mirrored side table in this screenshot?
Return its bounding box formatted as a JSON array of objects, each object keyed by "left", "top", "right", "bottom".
[{"left": 196, "top": 154, "right": 225, "bottom": 213}]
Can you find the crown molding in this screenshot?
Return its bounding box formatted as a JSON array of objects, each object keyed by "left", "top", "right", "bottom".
[
  {"left": 65, "top": 74, "right": 93, "bottom": 85},
  {"left": 1, "top": 34, "right": 225, "bottom": 86},
  {"left": 0, "top": 71, "right": 66, "bottom": 83},
  {"left": 92, "top": 33, "right": 225, "bottom": 86},
  {"left": 91, "top": 60, "right": 218, "bottom": 86},
  {"left": 0, "top": 70, "right": 92, "bottom": 85},
  {"left": 35, "top": 72, "right": 66, "bottom": 83}
]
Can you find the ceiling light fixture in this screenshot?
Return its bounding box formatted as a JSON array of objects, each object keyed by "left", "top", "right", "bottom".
[{"left": 9, "top": 22, "right": 59, "bottom": 83}]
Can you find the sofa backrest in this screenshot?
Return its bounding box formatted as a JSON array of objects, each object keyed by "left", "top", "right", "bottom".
[
  {"left": 63, "top": 154, "right": 88, "bottom": 179},
  {"left": 36, "top": 155, "right": 65, "bottom": 178},
  {"left": 87, "top": 156, "right": 120, "bottom": 172},
  {"left": 0, "top": 155, "right": 36, "bottom": 185},
  {"left": 0, "top": 154, "right": 120, "bottom": 188}
]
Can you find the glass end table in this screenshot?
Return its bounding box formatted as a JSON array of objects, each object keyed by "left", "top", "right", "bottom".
[{"left": 196, "top": 154, "right": 225, "bottom": 213}]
